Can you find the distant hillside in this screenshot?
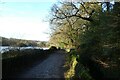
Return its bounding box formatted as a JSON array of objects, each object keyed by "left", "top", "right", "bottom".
[{"left": 0, "top": 36, "right": 48, "bottom": 47}]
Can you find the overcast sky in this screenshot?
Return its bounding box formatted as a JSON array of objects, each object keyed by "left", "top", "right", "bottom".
[{"left": 0, "top": 1, "right": 56, "bottom": 41}]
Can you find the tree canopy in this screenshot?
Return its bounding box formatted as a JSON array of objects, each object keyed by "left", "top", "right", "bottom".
[{"left": 49, "top": 1, "right": 120, "bottom": 79}]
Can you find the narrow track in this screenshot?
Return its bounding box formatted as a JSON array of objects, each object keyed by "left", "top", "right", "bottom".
[{"left": 16, "top": 51, "right": 66, "bottom": 78}]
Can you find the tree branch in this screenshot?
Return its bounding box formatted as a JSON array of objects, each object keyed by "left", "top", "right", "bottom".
[{"left": 51, "top": 2, "right": 94, "bottom": 23}]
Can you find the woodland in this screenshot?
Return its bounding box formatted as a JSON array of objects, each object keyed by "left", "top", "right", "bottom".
[{"left": 48, "top": 1, "right": 120, "bottom": 80}]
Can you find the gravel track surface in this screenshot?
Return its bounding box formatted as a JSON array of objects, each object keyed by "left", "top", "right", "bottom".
[{"left": 16, "top": 51, "right": 66, "bottom": 78}]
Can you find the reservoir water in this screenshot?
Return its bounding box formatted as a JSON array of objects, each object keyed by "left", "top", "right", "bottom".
[{"left": 0, "top": 46, "right": 49, "bottom": 53}]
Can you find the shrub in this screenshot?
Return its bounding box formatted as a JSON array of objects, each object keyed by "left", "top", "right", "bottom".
[{"left": 49, "top": 46, "right": 57, "bottom": 52}]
